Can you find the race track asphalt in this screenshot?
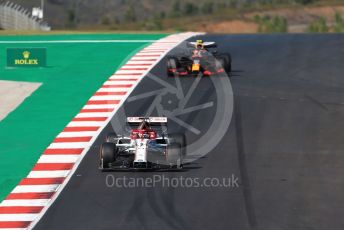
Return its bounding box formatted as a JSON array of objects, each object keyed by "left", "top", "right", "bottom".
[{"left": 34, "top": 34, "right": 344, "bottom": 230}]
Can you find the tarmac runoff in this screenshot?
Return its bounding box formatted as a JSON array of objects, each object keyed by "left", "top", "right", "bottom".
[{"left": 0, "top": 80, "right": 41, "bottom": 121}]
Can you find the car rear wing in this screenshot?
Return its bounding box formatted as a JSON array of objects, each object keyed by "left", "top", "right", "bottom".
[
  {"left": 187, "top": 41, "right": 217, "bottom": 48},
  {"left": 127, "top": 117, "right": 167, "bottom": 125}
]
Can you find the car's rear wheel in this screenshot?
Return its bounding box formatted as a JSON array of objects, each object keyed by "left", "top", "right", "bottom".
[
  {"left": 168, "top": 133, "right": 186, "bottom": 156},
  {"left": 217, "top": 57, "right": 226, "bottom": 70},
  {"left": 166, "top": 143, "right": 182, "bottom": 169},
  {"left": 100, "top": 142, "right": 117, "bottom": 169},
  {"left": 216, "top": 54, "right": 231, "bottom": 74},
  {"left": 222, "top": 53, "right": 232, "bottom": 73}
]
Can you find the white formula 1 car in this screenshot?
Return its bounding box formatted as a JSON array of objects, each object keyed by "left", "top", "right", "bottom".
[{"left": 99, "top": 117, "right": 186, "bottom": 170}]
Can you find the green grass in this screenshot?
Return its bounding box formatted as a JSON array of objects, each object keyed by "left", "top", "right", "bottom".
[
  {"left": 307, "top": 17, "right": 329, "bottom": 32},
  {"left": 0, "top": 33, "right": 166, "bottom": 201},
  {"left": 255, "top": 15, "right": 288, "bottom": 33}
]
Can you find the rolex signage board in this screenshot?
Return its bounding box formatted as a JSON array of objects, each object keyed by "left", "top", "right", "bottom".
[{"left": 7, "top": 48, "right": 46, "bottom": 67}]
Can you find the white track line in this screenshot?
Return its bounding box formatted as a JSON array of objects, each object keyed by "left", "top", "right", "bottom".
[
  {"left": 136, "top": 52, "right": 164, "bottom": 56},
  {"left": 57, "top": 132, "right": 97, "bottom": 138},
  {"left": 76, "top": 112, "right": 113, "bottom": 118},
  {"left": 120, "top": 65, "right": 150, "bottom": 69},
  {"left": 0, "top": 214, "right": 39, "bottom": 221},
  {"left": 125, "top": 62, "right": 155, "bottom": 66},
  {"left": 143, "top": 47, "right": 169, "bottom": 50},
  {"left": 89, "top": 95, "right": 124, "bottom": 100},
  {"left": 115, "top": 70, "right": 146, "bottom": 74},
  {"left": 12, "top": 185, "right": 59, "bottom": 193},
  {"left": 109, "top": 75, "right": 140, "bottom": 79},
  {"left": 0, "top": 228, "right": 26, "bottom": 230},
  {"left": 130, "top": 57, "right": 160, "bottom": 61},
  {"left": 0, "top": 40, "right": 157, "bottom": 44},
  {"left": 0, "top": 200, "right": 50, "bottom": 207},
  {"left": 103, "top": 81, "right": 134, "bottom": 85},
  {"left": 48, "top": 142, "right": 90, "bottom": 149},
  {"left": 27, "top": 171, "right": 70, "bottom": 178},
  {"left": 97, "top": 88, "right": 128, "bottom": 92},
  {"left": 38, "top": 155, "right": 80, "bottom": 163},
  {"left": 82, "top": 104, "right": 117, "bottom": 109},
  {"left": 67, "top": 121, "right": 105, "bottom": 127}
]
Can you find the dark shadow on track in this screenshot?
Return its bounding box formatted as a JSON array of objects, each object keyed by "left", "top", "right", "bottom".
[{"left": 234, "top": 97, "right": 258, "bottom": 229}]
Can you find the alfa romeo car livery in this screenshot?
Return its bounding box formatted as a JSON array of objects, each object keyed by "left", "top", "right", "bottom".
[{"left": 99, "top": 117, "right": 186, "bottom": 170}]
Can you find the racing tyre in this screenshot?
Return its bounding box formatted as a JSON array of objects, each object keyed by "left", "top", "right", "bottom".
[
  {"left": 100, "top": 142, "right": 117, "bottom": 169},
  {"left": 167, "top": 57, "right": 180, "bottom": 77},
  {"left": 106, "top": 132, "right": 118, "bottom": 143},
  {"left": 223, "top": 53, "right": 232, "bottom": 73},
  {"left": 216, "top": 54, "right": 231, "bottom": 74},
  {"left": 168, "top": 133, "right": 186, "bottom": 156},
  {"left": 166, "top": 143, "right": 182, "bottom": 169},
  {"left": 217, "top": 57, "right": 226, "bottom": 71}
]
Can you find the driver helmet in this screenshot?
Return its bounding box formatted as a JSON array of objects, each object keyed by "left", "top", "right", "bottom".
[{"left": 195, "top": 40, "right": 204, "bottom": 49}]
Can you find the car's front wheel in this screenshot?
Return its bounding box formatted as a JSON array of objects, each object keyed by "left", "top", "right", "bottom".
[
  {"left": 167, "top": 57, "right": 180, "bottom": 77},
  {"left": 106, "top": 132, "right": 118, "bottom": 143}
]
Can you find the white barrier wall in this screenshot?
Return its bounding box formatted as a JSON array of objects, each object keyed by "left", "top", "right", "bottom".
[{"left": 0, "top": 1, "right": 50, "bottom": 31}]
